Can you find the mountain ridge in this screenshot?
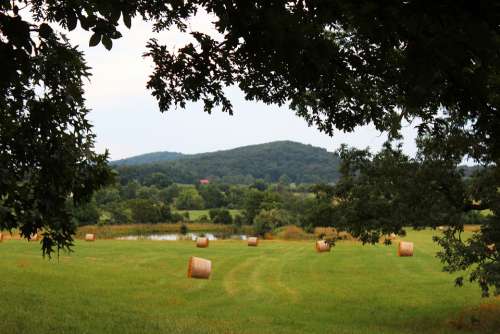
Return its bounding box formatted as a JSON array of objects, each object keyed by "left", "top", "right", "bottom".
[{"left": 114, "top": 141, "right": 341, "bottom": 184}]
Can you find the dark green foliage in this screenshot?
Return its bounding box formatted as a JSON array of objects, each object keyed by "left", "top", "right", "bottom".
[
  {"left": 253, "top": 209, "right": 294, "bottom": 236},
  {"left": 136, "top": 186, "right": 160, "bottom": 201},
  {"left": 70, "top": 202, "right": 99, "bottom": 227},
  {"left": 120, "top": 180, "right": 140, "bottom": 200},
  {"left": 233, "top": 214, "right": 244, "bottom": 227},
  {"left": 94, "top": 187, "right": 121, "bottom": 206},
  {"left": 0, "top": 3, "right": 114, "bottom": 256},
  {"left": 175, "top": 188, "right": 204, "bottom": 210},
  {"left": 143, "top": 172, "right": 172, "bottom": 188},
  {"left": 208, "top": 209, "right": 233, "bottom": 225},
  {"left": 127, "top": 199, "right": 162, "bottom": 224},
  {"left": 332, "top": 142, "right": 499, "bottom": 296},
  {"left": 198, "top": 184, "right": 227, "bottom": 208},
  {"left": 170, "top": 211, "right": 186, "bottom": 223},
  {"left": 251, "top": 179, "right": 268, "bottom": 191},
  {"left": 303, "top": 184, "right": 338, "bottom": 229},
  {"left": 179, "top": 223, "right": 188, "bottom": 235},
  {"left": 107, "top": 204, "right": 131, "bottom": 225},
  {"left": 242, "top": 189, "right": 264, "bottom": 225},
  {"left": 112, "top": 152, "right": 184, "bottom": 166},
  {"left": 158, "top": 184, "right": 180, "bottom": 204},
  {"left": 115, "top": 141, "right": 341, "bottom": 184}
]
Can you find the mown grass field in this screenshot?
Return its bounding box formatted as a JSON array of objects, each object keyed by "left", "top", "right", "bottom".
[{"left": 1, "top": 230, "right": 499, "bottom": 334}]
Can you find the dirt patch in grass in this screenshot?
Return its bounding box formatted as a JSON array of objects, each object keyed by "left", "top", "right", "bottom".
[
  {"left": 447, "top": 301, "right": 500, "bottom": 333},
  {"left": 16, "top": 259, "right": 31, "bottom": 268}
]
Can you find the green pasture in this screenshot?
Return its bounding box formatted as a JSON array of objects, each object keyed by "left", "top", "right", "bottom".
[
  {"left": 174, "top": 209, "right": 242, "bottom": 220},
  {"left": 0, "top": 229, "right": 498, "bottom": 334}
]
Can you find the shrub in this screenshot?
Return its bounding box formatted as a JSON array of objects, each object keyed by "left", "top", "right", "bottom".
[
  {"left": 179, "top": 223, "right": 188, "bottom": 235},
  {"left": 233, "top": 214, "right": 244, "bottom": 227},
  {"left": 170, "top": 212, "right": 186, "bottom": 222},
  {"left": 71, "top": 201, "right": 100, "bottom": 226},
  {"left": 314, "top": 227, "right": 337, "bottom": 240},
  {"left": 127, "top": 199, "right": 162, "bottom": 224},
  {"left": 253, "top": 209, "right": 295, "bottom": 236},
  {"left": 209, "top": 209, "right": 233, "bottom": 225},
  {"left": 196, "top": 214, "right": 209, "bottom": 222},
  {"left": 276, "top": 225, "right": 311, "bottom": 240}
]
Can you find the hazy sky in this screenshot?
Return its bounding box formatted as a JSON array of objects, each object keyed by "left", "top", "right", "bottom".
[{"left": 66, "top": 15, "right": 418, "bottom": 160}]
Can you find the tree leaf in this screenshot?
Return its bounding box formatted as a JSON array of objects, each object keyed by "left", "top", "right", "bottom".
[
  {"left": 102, "top": 35, "right": 113, "bottom": 50},
  {"left": 39, "top": 23, "right": 53, "bottom": 39},
  {"left": 110, "top": 30, "right": 122, "bottom": 39},
  {"left": 111, "top": 8, "right": 121, "bottom": 22},
  {"left": 89, "top": 33, "right": 101, "bottom": 47},
  {"left": 67, "top": 12, "right": 77, "bottom": 31},
  {"left": 123, "top": 14, "right": 131, "bottom": 29}
]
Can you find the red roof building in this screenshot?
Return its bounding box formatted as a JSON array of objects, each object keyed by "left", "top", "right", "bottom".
[{"left": 199, "top": 179, "right": 210, "bottom": 185}]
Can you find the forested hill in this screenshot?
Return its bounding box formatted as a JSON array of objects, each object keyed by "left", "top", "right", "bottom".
[
  {"left": 111, "top": 151, "right": 184, "bottom": 166},
  {"left": 114, "top": 141, "right": 341, "bottom": 184}
]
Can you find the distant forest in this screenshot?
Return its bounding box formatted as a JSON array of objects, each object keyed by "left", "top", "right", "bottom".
[{"left": 113, "top": 141, "right": 342, "bottom": 184}]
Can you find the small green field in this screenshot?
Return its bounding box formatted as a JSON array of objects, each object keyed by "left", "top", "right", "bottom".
[
  {"left": 1, "top": 230, "right": 498, "bottom": 334},
  {"left": 174, "top": 209, "right": 242, "bottom": 220}
]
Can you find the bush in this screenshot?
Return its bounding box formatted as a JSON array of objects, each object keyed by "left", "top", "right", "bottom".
[
  {"left": 276, "top": 225, "right": 311, "bottom": 240},
  {"left": 127, "top": 199, "right": 162, "bottom": 224},
  {"left": 170, "top": 212, "right": 186, "bottom": 222},
  {"left": 179, "top": 223, "right": 188, "bottom": 235},
  {"left": 253, "top": 209, "right": 293, "bottom": 236},
  {"left": 196, "top": 214, "right": 209, "bottom": 222},
  {"left": 71, "top": 201, "right": 100, "bottom": 226},
  {"left": 233, "top": 214, "right": 244, "bottom": 227},
  {"left": 209, "top": 209, "right": 233, "bottom": 225},
  {"left": 314, "top": 227, "right": 337, "bottom": 240}
]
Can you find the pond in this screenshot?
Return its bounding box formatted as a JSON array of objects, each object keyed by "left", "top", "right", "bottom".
[{"left": 115, "top": 233, "right": 248, "bottom": 241}]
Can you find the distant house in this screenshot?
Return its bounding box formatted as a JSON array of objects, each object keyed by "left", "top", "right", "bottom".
[{"left": 199, "top": 179, "right": 210, "bottom": 185}]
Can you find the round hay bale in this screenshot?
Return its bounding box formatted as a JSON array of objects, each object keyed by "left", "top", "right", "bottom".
[
  {"left": 389, "top": 233, "right": 397, "bottom": 240},
  {"left": 315, "top": 240, "right": 330, "bottom": 252},
  {"left": 398, "top": 241, "right": 414, "bottom": 257},
  {"left": 247, "top": 237, "right": 259, "bottom": 246},
  {"left": 196, "top": 237, "right": 209, "bottom": 248},
  {"left": 29, "top": 233, "right": 38, "bottom": 241},
  {"left": 85, "top": 233, "right": 96, "bottom": 241},
  {"left": 187, "top": 256, "right": 211, "bottom": 279},
  {"left": 0, "top": 232, "right": 3, "bottom": 242}
]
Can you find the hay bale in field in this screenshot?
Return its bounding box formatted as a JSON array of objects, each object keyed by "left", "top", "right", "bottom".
[
  {"left": 0, "top": 232, "right": 3, "bottom": 242},
  {"left": 187, "top": 256, "right": 211, "bottom": 279},
  {"left": 85, "top": 233, "right": 96, "bottom": 241},
  {"left": 29, "top": 233, "right": 38, "bottom": 241},
  {"left": 247, "top": 237, "right": 259, "bottom": 246},
  {"left": 315, "top": 240, "right": 330, "bottom": 252},
  {"left": 397, "top": 241, "right": 414, "bottom": 257},
  {"left": 196, "top": 237, "right": 209, "bottom": 248}
]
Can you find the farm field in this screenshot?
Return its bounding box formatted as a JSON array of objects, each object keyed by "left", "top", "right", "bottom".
[
  {"left": 1, "top": 230, "right": 498, "bottom": 334},
  {"left": 174, "top": 209, "right": 243, "bottom": 220}
]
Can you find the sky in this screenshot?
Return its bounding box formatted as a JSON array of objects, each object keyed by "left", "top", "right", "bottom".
[{"left": 65, "top": 14, "right": 419, "bottom": 161}]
